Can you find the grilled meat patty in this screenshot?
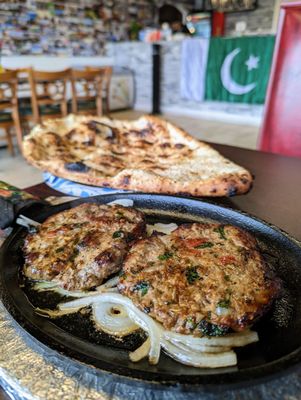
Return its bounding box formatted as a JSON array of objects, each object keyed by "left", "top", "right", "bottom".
[
  {"left": 118, "top": 223, "right": 280, "bottom": 336},
  {"left": 23, "top": 203, "right": 146, "bottom": 290}
]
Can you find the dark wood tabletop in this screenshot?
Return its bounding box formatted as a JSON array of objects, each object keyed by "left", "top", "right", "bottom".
[{"left": 1, "top": 143, "right": 301, "bottom": 399}]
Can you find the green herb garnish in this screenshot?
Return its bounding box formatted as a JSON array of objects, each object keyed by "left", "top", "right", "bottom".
[
  {"left": 116, "top": 211, "right": 124, "bottom": 218},
  {"left": 112, "top": 230, "right": 123, "bottom": 238},
  {"left": 186, "top": 266, "right": 200, "bottom": 284},
  {"left": 195, "top": 242, "right": 214, "bottom": 249},
  {"left": 133, "top": 281, "right": 149, "bottom": 296},
  {"left": 186, "top": 316, "right": 197, "bottom": 330},
  {"left": 214, "top": 226, "right": 227, "bottom": 240},
  {"left": 217, "top": 298, "right": 231, "bottom": 308},
  {"left": 198, "top": 320, "right": 229, "bottom": 336},
  {"left": 224, "top": 274, "right": 230, "bottom": 281},
  {"left": 68, "top": 248, "right": 79, "bottom": 262},
  {"left": 158, "top": 252, "right": 173, "bottom": 261}
]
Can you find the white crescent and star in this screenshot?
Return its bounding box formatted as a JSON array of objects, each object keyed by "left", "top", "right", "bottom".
[{"left": 220, "top": 48, "right": 260, "bottom": 95}]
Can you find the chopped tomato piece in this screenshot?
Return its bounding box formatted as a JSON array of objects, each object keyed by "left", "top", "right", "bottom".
[
  {"left": 185, "top": 238, "right": 208, "bottom": 248},
  {"left": 220, "top": 255, "right": 236, "bottom": 265}
]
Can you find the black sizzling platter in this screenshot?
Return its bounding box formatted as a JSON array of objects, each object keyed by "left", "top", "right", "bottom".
[{"left": 0, "top": 193, "right": 301, "bottom": 390}]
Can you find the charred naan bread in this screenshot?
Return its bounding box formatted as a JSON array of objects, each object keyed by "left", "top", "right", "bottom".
[{"left": 23, "top": 114, "right": 252, "bottom": 197}]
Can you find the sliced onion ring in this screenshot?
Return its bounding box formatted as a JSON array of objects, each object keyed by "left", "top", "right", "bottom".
[
  {"left": 59, "top": 293, "right": 163, "bottom": 365},
  {"left": 163, "top": 330, "right": 259, "bottom": 349},
  {"left": 92, "top": 302, "right": 138, "bottom": 336},
  {"left": 168, "top": 339, "right": 231, "bottom": 354},
  {"left": 161, "top": 338, "right": 237, "bottom": 368},
  {"left": 107, "top": 199, "right": 134, "bottom": 207},
  {"left": 129, "top": 338, "right": 151, "bottom": 362},
  {"left": 96, "top": 276, "right": 119, "bottom": 292},
  {"left": 146, "top": 223, "right": 178, "bottom": 236}
]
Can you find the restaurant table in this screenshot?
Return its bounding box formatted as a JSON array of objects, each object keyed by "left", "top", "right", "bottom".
[{"left": 1, "top": 143, "right": 301, "bottom": 399}]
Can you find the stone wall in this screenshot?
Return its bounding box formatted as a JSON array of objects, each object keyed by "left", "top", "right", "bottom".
[
  {"left": 107, "top": 41, "right": 183, "bottom": 110},
  {"left": 106, "top": 42, "right": 153, "bottom": 110},
  {"left": 225, "top": 0, "right": 276, "bottom": 35}
]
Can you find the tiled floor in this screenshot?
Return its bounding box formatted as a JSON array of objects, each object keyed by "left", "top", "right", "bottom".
[{"left": 0, "top": 110, "right": 259, "bottom": 189}]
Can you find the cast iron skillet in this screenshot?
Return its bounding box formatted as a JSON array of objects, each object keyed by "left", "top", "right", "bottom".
[{"left": 0, "top": 193, "right": 301, "bottom": 391}]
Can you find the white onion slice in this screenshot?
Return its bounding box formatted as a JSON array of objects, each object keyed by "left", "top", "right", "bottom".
[
  {"left": 107, "top": 199, "right": 134, "bottom": 207},
  {"left": 130, "top": 338, "right": 151, "bottom": 362},
  {"left": 163, "top": 330, "right": 259, "bottom": 348},
  {"left": 146, "top": 223, "right": 178, "bottom": 236},
  {"left": 59, "top": 293, "right": 162, "bottom": 364},
  {"left": 18, "top": 215, "right": 41, "bottom": 227},
  {"left": 16, "top": 215, "right": 41, "bottom": 229},
  {"left": 58, "top": 294, "right": 103, "bottom": 310},
  {"left": 96, "top": 276, "right": 119, "bottom": 292},
  {"left": 215, "top": 306, "right": 231, "bottom": 316},
  {"left": 38, "top": 290, "right": 258, "bottom": 368},
  {"left": 161, "top": 338, "right": 237, "bottom": 368},
  {"left": 35, "top": 307, "right": 78, "bottom": 317},
  {"left": 168, "top": 339, "right": 230, "bottom": 354},
  {"left": 33, "top": 281, "right": 59, "bottom": 291},
  {"left": 92, "top": 302, "right": 138, "bottom": 336}
]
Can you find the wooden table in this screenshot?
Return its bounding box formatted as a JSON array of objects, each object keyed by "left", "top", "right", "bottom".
[{"left": 1, "top": 143, "right": 301, "bottom": 399}]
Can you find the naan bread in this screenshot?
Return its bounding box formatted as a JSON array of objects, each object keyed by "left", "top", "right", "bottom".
[{"left": 23, "top": 114, "right": 252, "bottom": 197}]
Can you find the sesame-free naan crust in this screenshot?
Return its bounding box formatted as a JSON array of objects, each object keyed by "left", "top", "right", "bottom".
[{"left": 23, "top": 114, "right": 252, "bottom": 197}]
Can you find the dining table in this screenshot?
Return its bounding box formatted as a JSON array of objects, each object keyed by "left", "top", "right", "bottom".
[{"left": 0, "top": 142, "right": 301, "bottom": 399}]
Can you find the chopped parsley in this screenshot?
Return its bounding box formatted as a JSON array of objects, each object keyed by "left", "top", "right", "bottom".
[
  {"left": 195, "top": 242, "right": 214, "bottom": 249},
  {"left": 198, "top": 320, "right": 229, "bottom": 336},
  {"left": 217, "top": 298, "right": 231, "bottom": 308},
  {"left": 112, "top": 230, "right": 123, "bottom": 238},
  {"left": 55, "top": 247, "right": 64, "bottom": 253},
  {"left": 186, "top": 266, "right": 200, "bottom": 284},
  {"left": 214, "top": 226, "right": 227, "bottom": 240},
  {"left": 119, "top": 270, "right": 126, "bottom": 279},
  {"left": 68, "top": 248, "right": 79, "bottom": 262},
  {"left": 224, "top": 274, "right": 230, "bottom": 281},
  {"left": 116, "top": 211, "right": 124, "bottom": 218},
  {"left": 158, "top": 252, "right": 173, "bottom": 261},
  {"left": 133, "top": 281, "right": 149, "bottom": 296},
  {"left": 186, "top": 316, "right": 197, "bottom": 330}
]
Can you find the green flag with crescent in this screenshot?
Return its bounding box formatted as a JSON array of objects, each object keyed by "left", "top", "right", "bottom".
[{"left": 205, "top": 36, "right": 275, "bottom": 104}]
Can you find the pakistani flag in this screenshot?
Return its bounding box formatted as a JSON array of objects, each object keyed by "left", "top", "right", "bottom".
[{"left": 205, "top": 36, "right": 275, "bottom": 104}]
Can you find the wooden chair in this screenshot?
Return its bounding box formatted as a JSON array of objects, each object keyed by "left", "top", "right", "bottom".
[
  {"left": 85, "top": 66, "right": 113, "bottom": 114},
  {"left": 70, "top": 68, "right": 105, "bottom": 116},
  {"left": 28, "top": 68, "right": 70, "bottom": 124},
  {"left": 5, "top": 67, "right": 33, "bottom": 121},
  {"left": 0, "top": 71, "right": 23, "bottom": 155}
]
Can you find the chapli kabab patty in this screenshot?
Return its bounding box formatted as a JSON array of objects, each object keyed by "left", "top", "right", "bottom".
[
  {"left": 118, "top": 223, "right": 280, "bottom": 336},
  {"left": 23, "top": 203, "right": 145, "bottom": 290}
]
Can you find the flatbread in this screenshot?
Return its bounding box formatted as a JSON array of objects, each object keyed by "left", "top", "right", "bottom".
[{"left": 22, "top": 114, "right": 253, "bottom": 197}]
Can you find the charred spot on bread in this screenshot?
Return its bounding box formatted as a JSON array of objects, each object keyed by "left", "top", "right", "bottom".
[
  {"left": 227, "top": 186, "right": 237, "bottom": 197},
  {"left": 121, "top": 175, "right": 131, "bottom": 185},
  {"left": 86, "top": 121, "right": 102, "bottom": 134},
  {"left": 64, "top": 162, "right": 90, "bottom": 173}
]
